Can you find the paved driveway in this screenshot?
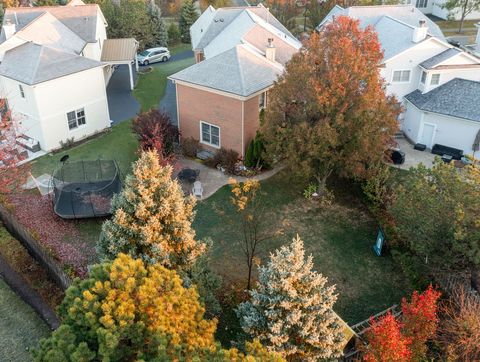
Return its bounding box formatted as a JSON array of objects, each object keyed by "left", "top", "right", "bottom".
[{"left": 107, "top": 65, "right": 140, "bottom": 124}]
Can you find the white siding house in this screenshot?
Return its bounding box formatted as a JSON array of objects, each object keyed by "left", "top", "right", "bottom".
[
  {"left": 0, "top": 0, "right": 137, "bottom": 154},
  {"left": 318, "top": 5, "right": 480, "bottom": 157}
]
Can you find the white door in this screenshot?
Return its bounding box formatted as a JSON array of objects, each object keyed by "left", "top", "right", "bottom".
[{"left": 420, "top": 123, "right": 435, "bottom": 148}]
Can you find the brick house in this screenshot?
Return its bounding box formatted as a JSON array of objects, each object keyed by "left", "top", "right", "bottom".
[{"left": 169, "top": 5, "right": 301, "bottom": 157}]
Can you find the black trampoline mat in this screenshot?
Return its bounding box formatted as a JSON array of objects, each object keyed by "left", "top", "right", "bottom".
[{"left": 59, "top": 180, "right": 112, "bottom": 193}]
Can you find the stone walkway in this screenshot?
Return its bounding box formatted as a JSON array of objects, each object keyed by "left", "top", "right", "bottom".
[{"left": 173, "top": 156, "right": 283, "bottom": 199}]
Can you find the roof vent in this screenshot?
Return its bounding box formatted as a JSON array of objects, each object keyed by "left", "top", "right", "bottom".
[{"left": 219, "top": 18, "right": 224, "bottom": 22}]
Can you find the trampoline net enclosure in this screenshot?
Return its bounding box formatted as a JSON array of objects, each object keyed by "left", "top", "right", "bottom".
[{"left": 52, "top": 160, "right": 122, "bottom": 219}]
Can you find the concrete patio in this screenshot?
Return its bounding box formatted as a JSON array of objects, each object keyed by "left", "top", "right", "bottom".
[
  {"left": 172, "top": 156, "right": 282, "bottom": 199},
  {"left": 392, "top": 137, "right": 436, "bottom": 170}
]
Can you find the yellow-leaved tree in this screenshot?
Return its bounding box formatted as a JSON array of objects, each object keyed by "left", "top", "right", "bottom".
[
  {"left": 33, "top": 254, "right": 285, "bottom": 362},
  {"left": 97, "top": 150, "right": 205, "bottom": 269}
]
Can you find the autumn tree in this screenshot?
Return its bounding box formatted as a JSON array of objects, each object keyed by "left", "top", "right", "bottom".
[
  {"left": 389, "top": 160, "right": 480, "bottom": 288},
  {"left": 0, "top": 99, "right": 30, "bottom": 194},
  {"left": 131, "top": 109, "right": 179, "bottom": 165},
  {"left": 442, "top": 0, "right": 480, "bottom": 33},
  {"left": 229, "top": 179, "right": 273, "bottom": 290},
  {"left": 363, "top": 312, "right": 412, "bottom": 362},
  {"left": 34, "top": 0, "right": 58, "bottom": 5},
  {"left": 402, "top": 285, "right": 441, "bottom": 360},
  {"left": 33, "top": 254, "right": 285, "bottom": 361},
  {"left": 438, "top": 286, "right": 480, "bottom": 361},
  {"left": 179, "top": 0, "right": 198, "bottom": 43},
  {"left": 97, "top": 150, "right": 205, "bottom": 269},
  {"left": 264, "top": 0, "right": 299, "bottom": 32},
  {"left": 262, "top": 16, "right": 399, "bottom": 198},
  {"left": 237, "top": 235, "right": 344, "bottom": 361}
]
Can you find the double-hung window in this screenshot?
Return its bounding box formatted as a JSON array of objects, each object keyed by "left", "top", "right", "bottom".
[
  {"left": 19, "top": 84, "right": 25, "bottom": 99},
  {"left": 392, "top": 70, "right": 411, "bottom": 83},
  {"left": 416, "top": 0, "right": 428, "bottom": 8},
  {"left": 67, "top": 108, "right": 86, "bottom": 130},
  {"left": 200, "top": 121, "right": 220, "bottom": 148},
  {"left": 430, "top": 73, "right": 440, "bottom": 85}
]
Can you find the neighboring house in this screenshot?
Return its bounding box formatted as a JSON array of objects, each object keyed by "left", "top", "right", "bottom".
[
  {"left": 0, "top": 0, "right": 138, "bottom": 153},
  {"left": 169, "top": 4, "right": 301, "bottom": 157},
  {"left": 318, "top": 5, "right": 480, "bottom": 156},
  {"left": 404, "top": 0, "right": 480, "bottom": 21}
]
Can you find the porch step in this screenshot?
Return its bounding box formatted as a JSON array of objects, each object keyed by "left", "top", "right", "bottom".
[{"left": 394, "top": 131, "right": 405, "bottom": 139}]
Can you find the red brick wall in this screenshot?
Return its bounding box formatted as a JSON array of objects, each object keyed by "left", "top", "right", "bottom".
[
  {"left": 243, "top": 94, "right": 261, "bottom": 152},
  {"left": 177, "top": 83, "right": 244, "bottom": 155}
]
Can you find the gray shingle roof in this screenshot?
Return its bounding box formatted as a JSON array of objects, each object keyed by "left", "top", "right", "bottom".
[
  {"left": 0, "top": 42, "right": 103, "bottom": 85},
  {"left": 317, "top": 5, "right": 445, "bottom": 61},
  {"left": 0, "top": 4, "right": 100, "bottom": 43},
  {"left": 405, "top": 78, "right": 480, "bottom": 123},
  {"left": 169, "top": 45, "right": 282, "bottom": 97},
  {"left": 13, "top": 12, "right": 86, "bottom": 54},
  {"left": 192, "top": 5, "right": 296, "bottom": 52},
  {"left": 419, "top": 48, "right": 462, "bottom": 69}
]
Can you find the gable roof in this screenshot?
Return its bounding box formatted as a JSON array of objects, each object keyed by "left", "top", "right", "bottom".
[
  {"left": 191, "top": 4, "right": 297, "bottom": 53},
  {"left": 0, "top": 42, "right": 103, "bottom": 85},
  {"left": 420, "top": 48, "right": 462, "bottom": 69},
  {"left": 405, "top": 78, "right": 480, "bottom": 123},
  {"left": 12, "top": 11, "right": 86, "bottom": 54},
  {"left": 317, "top": 5, "right": 445, "bottom": 61},
  {"left": 169, "top": 44, "right": 282, "bottom": 97},
  {"left": 0, "top": 4, "right": 102, "bottom": 44}
]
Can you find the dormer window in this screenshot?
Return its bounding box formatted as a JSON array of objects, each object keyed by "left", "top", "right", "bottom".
[
  {"left": 416, "top": 0, "right": 428, "bottom": 8},
  {"left": 431, "top": 74, "right": 440, "bottom": 85}
]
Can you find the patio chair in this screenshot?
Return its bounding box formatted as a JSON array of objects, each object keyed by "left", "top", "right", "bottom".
[{"left": 192, "top": 181, "right": 203, "bottom": 199}]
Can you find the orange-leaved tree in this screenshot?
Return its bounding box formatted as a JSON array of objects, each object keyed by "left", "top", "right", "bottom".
[
  {"left": 263, "top": 16, "right": 400, "bottom": 197},
  {"left": 363, "top": 312, "right": 412, "bottom": 362},
  {"left": 402, "top": 285, "right": 441, "bottom": 360}
]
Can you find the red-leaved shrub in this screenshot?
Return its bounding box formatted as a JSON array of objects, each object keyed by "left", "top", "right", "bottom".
[{"left": 132, "top": 109, "right": 179, "bottom": 165}]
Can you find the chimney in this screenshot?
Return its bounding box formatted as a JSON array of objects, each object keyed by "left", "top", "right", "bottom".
[
  {"left": 265, "top": 38, "right": 275, "bottom": 62},
  {"left": 3, "top": 19, "right": 16, "bottom": 40},
  {"left": 412, "top": 20, "right": 428, "bottom": 43}
]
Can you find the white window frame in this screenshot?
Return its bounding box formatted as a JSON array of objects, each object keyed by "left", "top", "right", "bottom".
[
  {"left": 258, "top": 91, "right": 267, "bottom": 110},
  {"left": 66, "top": 108, "right": 87, "bottom": 130},
  {"left": 392, "top": 70, "right": 411, "bottom": 84},
  {"left": 416, "top": 0, "right": 428, "bottom": 8},
  {"left": 199, "top": 121, "right": 220, "bottom": 148},
  {"left": 430, "top": 73, "right": 440, "bottom": 85},
  {"left": 19, "top": 84, "right": 25, "bottom": 99}
]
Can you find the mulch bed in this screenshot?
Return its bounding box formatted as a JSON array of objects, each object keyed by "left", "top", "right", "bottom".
[{"left": 6, "top": 193, "right": 96, "bottom": 277}]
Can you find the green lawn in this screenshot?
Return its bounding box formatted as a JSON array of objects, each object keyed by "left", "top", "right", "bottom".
[
  {"left": 134, "top": 56, "right": 194, "bottom": 111},
  {"left": 0, "top": 279, "right": 50, "bottom": 362},
  {"left": 31, "top": 120, "right": 138, "bottom": 178},
  {"left": 194, "top": 171, "right": 411, "bottom": 325}
]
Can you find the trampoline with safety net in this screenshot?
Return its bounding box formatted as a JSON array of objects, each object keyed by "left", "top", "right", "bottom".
[{"left": 51, "top": 160, "right": 122, "bottom": 219}]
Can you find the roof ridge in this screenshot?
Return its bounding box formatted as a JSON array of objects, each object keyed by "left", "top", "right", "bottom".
[{"left": 234, "top": 46, "right": 247, "bottom": 94}]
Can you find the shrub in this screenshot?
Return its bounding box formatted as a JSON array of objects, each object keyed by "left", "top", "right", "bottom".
[
  {"left": 244, "top": 132, "right": 267, "bottom": 169},
  {"left": 205, "top": 147, "right": 239, "bottom": 174},
  {"left": 167, "top": 22, "right": 181, "bottom": 45},
  {"left": 132, "top": 109, "right": 179, "bottom": 164},
  {"left": 181, "top": 136, "right": 200, "bottom": 158}
]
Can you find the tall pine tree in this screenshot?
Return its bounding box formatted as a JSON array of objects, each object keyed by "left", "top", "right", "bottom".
[
  {"left": 179, "top": 0, "right": 198, "bottom": 43},
  {"left": 97, "top": 150, "right": 205, "bottom": 269},
  {"left": 147, "top": 0, "right": 168, "bottom": 47},
  {"left": 237, "top": 235, "right": 344, "bottom": 361}
]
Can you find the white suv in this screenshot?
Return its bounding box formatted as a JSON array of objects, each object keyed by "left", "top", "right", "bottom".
[{"left": 137, "top": 47, "right": 171, "bottom": 66}]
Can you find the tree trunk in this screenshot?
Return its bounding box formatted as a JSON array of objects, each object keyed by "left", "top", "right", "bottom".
[
  {"left": 471, "top": 267, "right": 480, "bottom": 292},
  {"left": 247, "top": 259, "right": 253, "bottom": 290},
  {"left": 315, "top": 171, "right": 331, "bottom": 197}
]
